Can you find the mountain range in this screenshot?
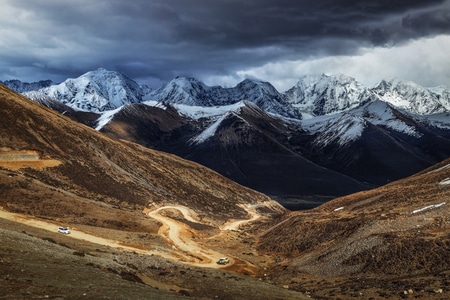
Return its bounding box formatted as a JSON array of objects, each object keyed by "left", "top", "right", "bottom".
[
  {"left": 3, "top": 69, "right": 450, "bottom": 208},
  {"left": 1, "top": 83, "right": 450, "bottom": 299}
]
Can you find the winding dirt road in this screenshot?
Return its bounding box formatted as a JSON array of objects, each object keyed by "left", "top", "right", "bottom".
[
  {"left": 220, "top": 203, "right": 261, "bottom": 231},
  {"left": 147, "top": 206, "right": 226, "bottom": 268},
  {"left": 0, "top": 203, "right": 265, "bottom": 270}
]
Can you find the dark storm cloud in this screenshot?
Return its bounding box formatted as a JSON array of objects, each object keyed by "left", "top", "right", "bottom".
[{"left": 1, "top": 0, "right": 449, "bottom": 86}]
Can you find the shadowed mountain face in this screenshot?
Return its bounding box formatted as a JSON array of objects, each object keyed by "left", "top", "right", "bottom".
[
  {"left": 99, "top": 102, "right": 371, "bottom": 208},
  {"left": 0, "top": 84, "right": 284, "bottom": 224},
  {"left": 97, "top": 99, "right": 450, "bottom": 209}
]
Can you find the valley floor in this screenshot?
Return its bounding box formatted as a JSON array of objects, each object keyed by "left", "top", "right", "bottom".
[{"left": 0, "top": 206, "right": 307, "bottom": 299}]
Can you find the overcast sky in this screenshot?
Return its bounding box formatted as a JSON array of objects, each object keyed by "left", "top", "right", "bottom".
[{"left": 1, "top": 0, "right": 450, "bottom": 91}]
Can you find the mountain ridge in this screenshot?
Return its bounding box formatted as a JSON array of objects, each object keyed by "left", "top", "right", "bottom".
[
  {"left": 4, "top": 69, "right": 450, "bottom": 118},
  {"left": 0, "top": 84, "right": 283, "bottom": 221},
  {"left": 4, "top": 70, "right": 450, "bottom": 208},
  {"left": 2, "top": 74, "right": 450, "bottom": 299}
]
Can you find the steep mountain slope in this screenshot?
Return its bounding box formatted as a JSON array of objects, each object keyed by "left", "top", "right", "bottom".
[
  {"left": 298, "top": 100, "right": 450, "bottom": 185},
  {"left": 98, "top": 100, "right": 370, "bottom": 208},
  {"left": 97, "top": 102, "right": 193, "bottom": 150},
  {"left": 257, "top": 157, "right": 450, "bottom": 298},
  {"left": 0, "top": 83, "right": 283, "bottom": 223}
]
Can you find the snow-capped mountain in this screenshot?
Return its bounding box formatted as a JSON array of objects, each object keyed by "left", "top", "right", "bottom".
[
  {"left": 302, "top": 99, "right": 423, "bottom": 148},
  {"left": 147, "top": 76, "right": 301, "bottom": 118},
  {"left": 284, "top": 74, "right": 379, "bottom": 117},
  {"left": 33, "top": 68, "right": 146, "bottom": 112},
  {"left": 97, "top": 99, "right": 370, "bottom": 207},
  {"left": 147, "top": 77, "right": 217, "bottom": 106},
  {"left": 430, "top": 85, "right": 450, "bottom": 108},
  {"left": 1, "top": 79, "right": 54, "bottom": 93},
  {"left": 4, "top": 69, "right": 450, "bottom": 208},
  {"left": 6, "top": 68, "right": 449, "bottom": 119},
  {"left": 295, "top": 99, "right": 450, "bottom": 185},
  {"left": 94, "top": 91, "right": 450, "bottom": 205},
  {"left": 372, "top": 78, "right": 450, "bottom": 115}
]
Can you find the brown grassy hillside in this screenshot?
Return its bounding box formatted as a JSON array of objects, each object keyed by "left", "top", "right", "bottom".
[
  {"left": 258, "top": 157, "right": 450, "bottom": 298},
  {"left": 0, "top": 84, "right": 284, "bottom": 227},
  {"left": 0, "top": 84, "right": 306, "bottom": 299}
]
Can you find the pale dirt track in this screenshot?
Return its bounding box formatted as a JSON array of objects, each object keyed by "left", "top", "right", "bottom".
[
  {"left": 145, "top": 204, "right": 266, "bottom": 270},
  {"left": 0, "top": 203, "right": 264, "bottom": 270},
  {"left": 147, "top": 206, "right": 225, "bottom": 268},
  {"left": 220, "top": 203, "right": 261, "bottom": 231},
  {"left": 0, "top": 209, "right": 163, "bottom": 255}
]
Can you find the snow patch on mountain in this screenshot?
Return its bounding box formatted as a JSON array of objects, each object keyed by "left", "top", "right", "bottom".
[
  {"left": 302, "top": 113, "right": 366, "bottom": 146},
  {"left": 22, "top": 90, "right": 56, "bottom": 105},
  {"left": 356, "top": 100, "right": 422, "bottom": 137},
  {"left": 95, "top": 106, "right": 123, "bottom": 130},
  {"left": 165, "top": 101, "right": 247, "bottom": 120},
  {"left": 440, "top": 178, "right": 450, "bottom": 185},
  {"left": 423, "top": 113, "right": 450, "bottom": 129},
  {"left": 411, "top": 202, "right": 446, "bottom": 214},
  {"left": 190, "top": 114, "right": 229, "bottom": 144}
]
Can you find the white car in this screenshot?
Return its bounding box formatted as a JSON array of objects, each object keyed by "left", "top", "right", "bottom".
[
  {"left": 57, "top": 226, "right": 70, "bottom": 234},
  {"left": 217, "top": 257, "right": 229, "bottom": 265}
]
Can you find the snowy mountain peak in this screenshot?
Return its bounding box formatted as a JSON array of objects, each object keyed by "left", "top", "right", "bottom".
[
  {"left": 146, "top": 77, "right": 302, "bottom": 118},
  {"left": 285, "top": 73, "right": 378, "bottom": 117},
  {"left": 147, "top": 76, "right": 213, "bottom": 106},
  {"left": 35, "top": 69, "right": 145, "bottom": 112},
  {"left": 236, "top": 78, "right": 281, "bottom": 99},
  {"left": 372, "top": 78, "right": 449, "bottom": 115},
  {"left": 5, "top": 69, "right": 449, "bottom": 119}
]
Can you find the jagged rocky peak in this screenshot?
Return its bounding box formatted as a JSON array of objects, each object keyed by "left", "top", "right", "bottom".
[
  {"left": 284, "top": 73, "right": 379, "bottom": 117},
  {"left": 146, "top": 76, "right": 300, "bottom": 118},
  {"left": 372, "top": 78, "right": 449, "bottom": 115}
]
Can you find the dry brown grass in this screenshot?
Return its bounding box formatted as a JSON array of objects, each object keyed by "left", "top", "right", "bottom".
[{"left": 256, "top": 157, "right": 450, "bottom": 298}]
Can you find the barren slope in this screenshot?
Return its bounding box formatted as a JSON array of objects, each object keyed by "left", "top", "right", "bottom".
[
  {"left": 0, "top": 84, "right": 284, "bottom": 223},
  {"left": 0, "top": 84, "right": 307, "bottom": 299},
  {"left": 258, "top": 157, "right": 450, "bottom": 298}
]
